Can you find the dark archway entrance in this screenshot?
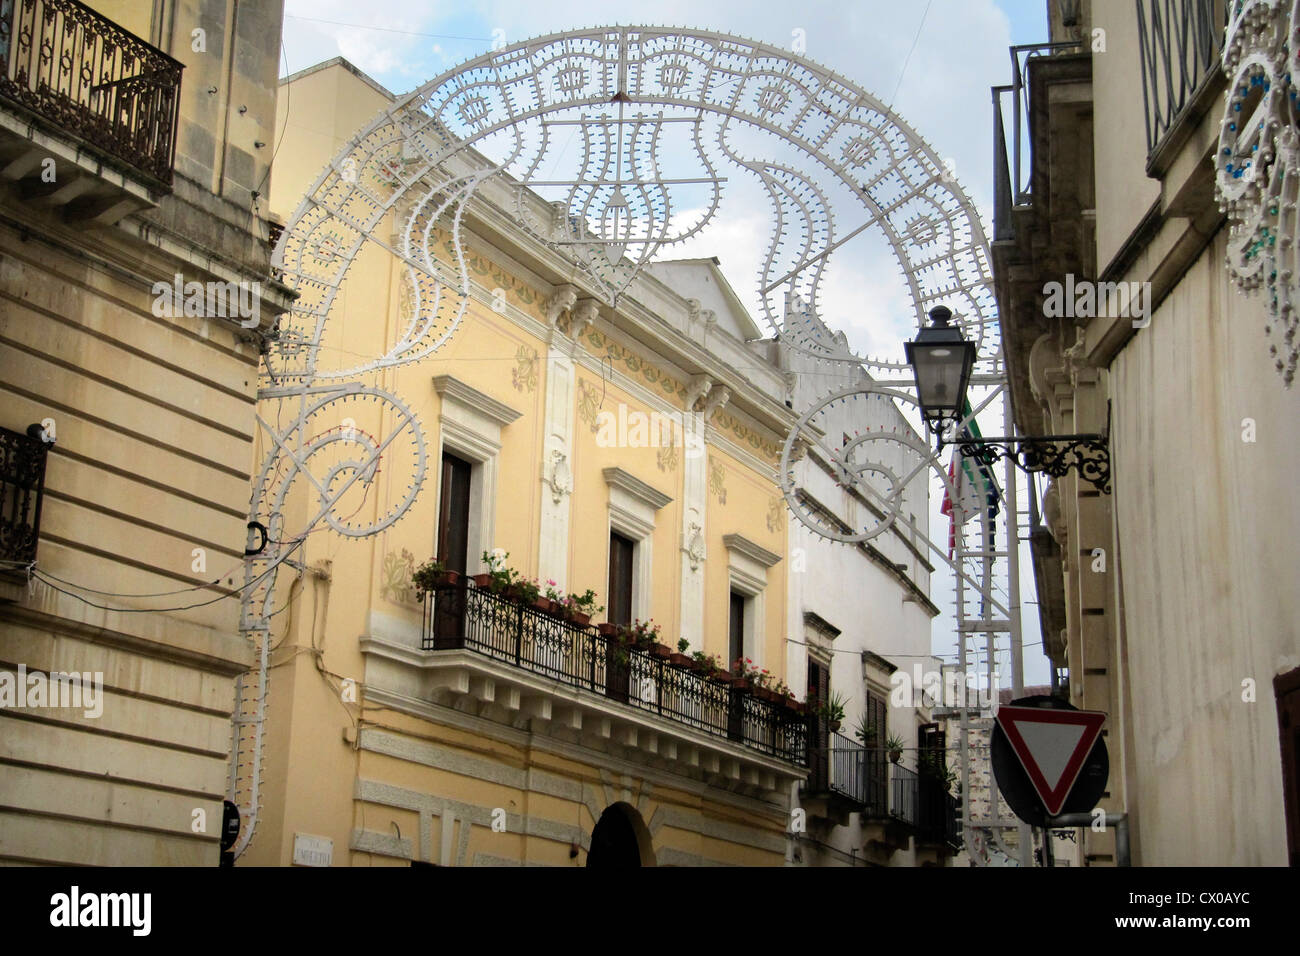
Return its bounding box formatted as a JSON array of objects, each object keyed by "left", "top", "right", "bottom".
[{"left": 586, "top": 802, "right": 655, "bottom": 867}]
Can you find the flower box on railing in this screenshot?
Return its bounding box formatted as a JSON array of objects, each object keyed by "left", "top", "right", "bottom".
[{"left": 417, "top": 580, "right": 809, "bottom": 765}]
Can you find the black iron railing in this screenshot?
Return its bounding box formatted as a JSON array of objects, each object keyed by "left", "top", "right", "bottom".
[
  {"left": 0, "top": 426, "right": 49, "bottom": 567},
  {"left": 823, "top": 733, "right": 891, "bottom": 813},
  {"left": 890, "top": 763, "right": 919, "bottom": 828},
  {"left": 421, "top": 582, "right": 809, "bottom": 765},
  {"left": 917, "top": 777, "right": 962, "bottom": 849},
  {"left": 1136, "top": 0, "right": 1227, "bottom": 159},
  {"left": 0, "top": 0, "right": 182, "bottom": 185},
  {"left": 991, "top": 41, "right": 1084, "bottom": 242}
]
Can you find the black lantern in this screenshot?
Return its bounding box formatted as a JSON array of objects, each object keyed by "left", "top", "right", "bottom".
[
  {"left": 905, "top": 305, "right": 976, "bottom": 436},
  {"left": 904, "top": 303, "right": 1112, "bottom": 495}
]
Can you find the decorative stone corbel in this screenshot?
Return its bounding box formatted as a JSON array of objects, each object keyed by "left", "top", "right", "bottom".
[
  {"left": 570, "top": 299, "right": 599, "bottom": 340},
  {"left": 684, "top": 374, "right": 713, "bottom": 412},
  {"left": 686, "top": 298, "right": 702, "bottom": 325},
  {"left": 702, "top": 385, "right": 731, "bottom": 421},
  {"left": 545, "top": 284, "right": 578, "bottom": 328}
]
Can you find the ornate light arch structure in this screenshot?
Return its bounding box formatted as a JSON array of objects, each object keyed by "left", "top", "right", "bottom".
[{"left": 231, "top": 26, "right": 1017, "bottom": 862}]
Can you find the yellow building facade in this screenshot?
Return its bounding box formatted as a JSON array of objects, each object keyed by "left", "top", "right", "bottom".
[{"left": 246, "top": 58, "right": 807, "bottom": 866}]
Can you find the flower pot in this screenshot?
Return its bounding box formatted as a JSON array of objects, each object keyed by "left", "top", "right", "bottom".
[
  {"left": 596, "top": 622, "right": 620, "bottom": 637},
  {"left": 730, "top": 678, "right": 751, "bottom": 692},
  {"left": 889, "top": 750, "right": 902, "bottom": 764},
  {"left": 668, "top": 653, "right": 693, "bottom": 668},
  {"left": 568, "top": 610, "right": 591, "bottom": 626},
  {"left": 650, "top": 643, "right": 672, "bottom": 660},
  {"left": 471, "top": 573, "right": 494, "bottom": 588},
  {"left": 828, "top": 719, "right": 842, "bottom": 733},
  {"left": 532, "top": 596, "right": 552, "bottom": 614}
]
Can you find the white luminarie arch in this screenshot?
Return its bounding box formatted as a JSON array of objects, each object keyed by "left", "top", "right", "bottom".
[{"left": 231, "top": 26, "right": 1023, "bottom": 863}]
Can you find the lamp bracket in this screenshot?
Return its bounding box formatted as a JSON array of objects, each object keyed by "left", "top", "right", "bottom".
[{"left": 951, "top": 434, "right": 1111, "bottom": 494}]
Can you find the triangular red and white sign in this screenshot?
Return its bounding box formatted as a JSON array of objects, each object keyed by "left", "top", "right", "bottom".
[{"left": 995, "top": 706, "right": 1105, "bottom": 816}]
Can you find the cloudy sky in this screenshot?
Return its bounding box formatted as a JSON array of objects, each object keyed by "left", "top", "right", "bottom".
[{"left": 276, "top": 0, "right": 1054, "bottom": 687}]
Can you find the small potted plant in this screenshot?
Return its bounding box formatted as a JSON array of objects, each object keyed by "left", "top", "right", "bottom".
[
  {"left": 411, "top": 558, "right": 458, "bottom": 598},
  {"left": 886, "top": 733, "right": 905, "bottom": 764},
  {"left": 542, "top": 579, "right": 566, "bottom": 615},
  {"left": 669, "top": 638, "right": 693, "bottom": 668},
  {"left": 729, "top": 657, "right": 753, "bottom": 692},
  {"left": 690, "top": 651, "right": 726, "bottom": 681},
  {"left": 565, "top": 588, "right": 602, "bottom": 626},
  {"left": 773, "top": 679, "right": 802, "bottom": 714},
  {"left": 512, "top": 576, "right": 543, "bottom": 608},
  {"left": 620, "top": 619, "right": 667, "bottom": 657},
  {"left": 817, "top": 690, "right": 848, "bottom": 732},
  {"left": 473, "top": 550, "right": 515, "bottom": 593}
]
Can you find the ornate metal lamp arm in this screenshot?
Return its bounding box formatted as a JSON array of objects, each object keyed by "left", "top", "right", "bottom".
[{"left": 949, "top": 434, "right": 1111, "bottom": 494}]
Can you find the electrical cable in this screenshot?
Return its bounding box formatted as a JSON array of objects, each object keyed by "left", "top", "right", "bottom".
[{"left": 30, "top": 539, "right": 304, "bottom": 614}]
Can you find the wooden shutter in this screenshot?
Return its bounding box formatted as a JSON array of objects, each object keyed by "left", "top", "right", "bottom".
[
  {"left": 607, "top": 531, "right": 634, "bottom": 626},
  {"left": 436, "top": 452, "right": 472, "bottom": 574},
  {"left": 728, "top": 592, "right": 745, "bottom": 668}
]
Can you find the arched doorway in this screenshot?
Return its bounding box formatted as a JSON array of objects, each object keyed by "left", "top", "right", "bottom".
[{"left": 587, "top": 802, "right": 656, "bottom": 867}]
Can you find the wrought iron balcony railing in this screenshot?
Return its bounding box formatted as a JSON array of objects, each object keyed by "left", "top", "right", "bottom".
[
  {"left": 1136, "top": 0, "right": 1227, "bottom": 160},
  {"left": 0, "top": 0, "right": 182, "bottom": 186},
  {"left": 917, "top": 777, "right": 962, "bottom": 849},
  {"left": 992, "top": 41, "right": 1084, "bottom": 243},
  {"left": 421, "top": 581, "right": 809, "bottom": 766},
  {"left": 0, "top": 425, "right": 49, "bottom": 568},
  {"left": 822, "top": 732, "right": 888, "bottom": 811},
  {"left": 889, "top": 762, "right": 919, "bottom": 828}
]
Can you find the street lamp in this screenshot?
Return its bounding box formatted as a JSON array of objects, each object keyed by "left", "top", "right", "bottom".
[
  {"left": 905, "top": 306, "right": 977, "bottom": 439},
  {"left": 905, "top": 305, "right": 1112, "bottom": 494}
]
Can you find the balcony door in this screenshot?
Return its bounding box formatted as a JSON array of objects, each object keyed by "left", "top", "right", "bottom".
[
  {"left": 432, "top": 452, "right": 472, "bottom": 648},
  {"left": 807, "top": 658, "right": 829, "bottom": 792},
  {"left": 605, "top": 531, "right": 635, "bottom": 702},
  {"left": 607, "top": 531, "right": 635, "bottom": 627},
  {"left": 863, "top": 691, "right": 887, "bottom": 815},
  {"left": 437, "top": 452, "right": 472, "bottom": 574},
  {"left": 728, "top": 591, "right": 745, "bottom": 670}
]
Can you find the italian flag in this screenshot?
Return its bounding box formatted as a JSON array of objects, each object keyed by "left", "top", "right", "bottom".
[{"left": 940, "top": 400, "right": 1001, "bottom": 558}]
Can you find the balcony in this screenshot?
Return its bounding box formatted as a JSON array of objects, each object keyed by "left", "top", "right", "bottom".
[
  {"left": 802, "top": 733, "right": 961, "bottom": 860},
  {"left": 1136, "top": 0, "right": 1228, "bottom": 174},
  {"left": 0, "top": 425, "right": 49, "bottom": 573},
  {"left": 359, "top": 580, "right": 810, "bottom": 799},
  {"left": 0, "top": 0, "right": 182, "bottom": 221}
]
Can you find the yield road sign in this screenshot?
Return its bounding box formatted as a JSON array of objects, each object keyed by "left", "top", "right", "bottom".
[{"left": 995, "top": 701, "right": 1106, "bottom": 817}]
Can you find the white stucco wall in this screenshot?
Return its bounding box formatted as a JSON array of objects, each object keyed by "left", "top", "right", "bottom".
[{"left": 1110, "top": 228, "right": 1300, "bottom": 865}]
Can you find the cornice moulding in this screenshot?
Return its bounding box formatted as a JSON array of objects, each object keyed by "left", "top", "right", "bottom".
[
  {"left": 432, "top": 374, "right": 522, "bottom": 427},
  {"left": 602, "top": 466, "right": 673, "bottom": 511}
]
